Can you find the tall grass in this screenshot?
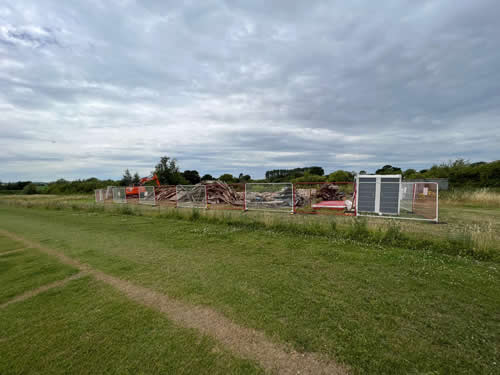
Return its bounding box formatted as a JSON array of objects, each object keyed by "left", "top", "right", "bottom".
[
  {"left": 440, "top": 188, "right": 500, "bottom": 208},
  {"left": 0, "top": 197, "right": 498, "bottom": 261}
]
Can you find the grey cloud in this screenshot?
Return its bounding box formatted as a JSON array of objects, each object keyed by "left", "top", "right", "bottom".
[
  {"left": 0, "top": 24, "right": 59, "bottom": 48},
  {"left": 0, "top": 0, "right": 499, "bottom": 181}
]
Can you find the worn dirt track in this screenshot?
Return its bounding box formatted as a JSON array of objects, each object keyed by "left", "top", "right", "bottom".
[
  {"left": 0, "top": 247, "right": 27, "bottom": 256},
  {"left": 0, "top": 229, "right": 348, "bottom": 375},
  {"left": 0, "top": 272, "right": 85, "bottom": 309}
]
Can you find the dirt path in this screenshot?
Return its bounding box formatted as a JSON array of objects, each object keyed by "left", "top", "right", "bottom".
[
  {"left": 0, "top": 229, "right": 348, "bottom": 375},
  {"left": 0, "top": 247, "right": 27, "bottom": 256},
  {"left": 0, "top": 272, "right": 86, "bottom": 309}
]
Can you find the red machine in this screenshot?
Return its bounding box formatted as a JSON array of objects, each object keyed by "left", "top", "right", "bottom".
[{"left": 125, "top": 174, "right": 160, "bottom": 198}]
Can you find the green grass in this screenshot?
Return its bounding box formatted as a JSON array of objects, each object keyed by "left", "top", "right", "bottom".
[
  {"left": 2, "top": 195, "right": 499, "bottom": 260},
  {"left": 0, "top": 205, "right": 499, "bottom": 374},
  {"left": 440, "top": 188, "right": 500, "bottom": 208},
  {"left": 0, "top": 248, "right": 78, "bottom": 304},
  {"left": 0, "top": 276, "right": 263, "bottom": 374},
  {"left": 0, "top": 235, "right": 25, "bottom": 253}
]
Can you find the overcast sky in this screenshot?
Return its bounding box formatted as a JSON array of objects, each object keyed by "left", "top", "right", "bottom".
[{"left": 1, "top": 0, "right": 499, "bottom": 181}]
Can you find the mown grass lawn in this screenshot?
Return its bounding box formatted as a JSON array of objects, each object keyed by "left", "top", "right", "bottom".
[
  {"left": 0, "top": 205, "right": 499, "bottom": 374},
  {"left": 0, "top": 275, "right": 263, "bottom": 374},
  {"left": 0, "top": 243, "right": 77, "bottom": 304},
  {"left": 0, "top": 235, "right": 26, "bottom": 253}
]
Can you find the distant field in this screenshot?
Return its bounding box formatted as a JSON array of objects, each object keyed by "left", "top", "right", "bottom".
[{"left": 0, "top": 197, "right": 499, "bottom": 374}]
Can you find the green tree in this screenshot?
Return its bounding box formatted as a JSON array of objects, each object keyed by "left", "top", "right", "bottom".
[
  {"left": 265, "top": 167, "right": 324, "bottom": 182},
  {"left": 153, "top": 156, "right": 185, "bottom": 185},
  {"left": 182, "top": 170, "right": 201, "bottom": 184},
  {"left": 121, "top": 169, "right": 132, "bottom": 186},
  {"left": 218, "top": 173, "right": 236, "bottom": 183},
  {"left": 375, "top": 165, "right": 402, "bottom": 175},
  {"left": 201, "top": 174, "right": 214, "bottom": 181},
  {"left": 327, "top": 170, "right": 354, "bottom": 182},
  {"left": 307, "top": 166, "right": 325, "bottom": 176},
  {"left": 479, "top": 160, "right": 500, "bottom": 187},
  {"left": 293, "top": 172, "right": 327, "bottom": 183},
  {"left": 403, "top": 169, "right": 417, "bottom": 179},
  {"left": 238, "top": 173, "right": 251, "bottom": 182},
  {"left": 132, "top": 172, "right": 141, "bottom": 185},
  {"left": 22, "top": 183, "right": 38, "bottom": 195}
]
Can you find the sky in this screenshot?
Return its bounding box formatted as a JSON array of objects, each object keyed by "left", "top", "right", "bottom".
[{"left": 1, "top": 0, "right": 499, "bottom": 182}]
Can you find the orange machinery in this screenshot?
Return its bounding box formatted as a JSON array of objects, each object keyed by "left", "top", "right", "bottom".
[{"left": 125, "top": 174, "right": 160, "bottom": 198}]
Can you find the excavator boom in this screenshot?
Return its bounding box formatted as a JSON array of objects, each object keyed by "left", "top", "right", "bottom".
[{"left": 126, "top": 174, "right": 160, "bottom": 197}]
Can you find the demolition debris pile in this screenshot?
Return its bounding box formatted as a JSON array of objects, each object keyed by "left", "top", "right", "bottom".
[
  {"left": 246, "top": 184, "right": 295, "bottom": 209},
  {"left": 205, "top": 181, "right": 244, "bottom": 206},
  {"left": 316, "top": 184, "right": 348, "bottom": 201},
  {"left": 153, "top": 182, "right": 351, "bottom": 207},
  {"left": 155, "top": 186, "right": 177, "bottom": 202},
  {"left": 155, "top": 181, "right": 244, "bottom": 206},
  {"left": 294, "top": 184, "right": 350, "bottom": 207}
]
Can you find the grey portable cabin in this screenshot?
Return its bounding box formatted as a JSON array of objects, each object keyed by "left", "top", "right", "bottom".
[{"left": 355, "top": 175, "right": 401, "bottom": 215}]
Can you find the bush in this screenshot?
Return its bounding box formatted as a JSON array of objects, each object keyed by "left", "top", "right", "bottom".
[
  {"left": 405, "top": 159, "right": 500, "bottom": 188},
  {"left": 118, "top": 205, "right": 135, "bottom": 215},
  {"left": 347, "top": 219, "right": 371, "bottom": 241},
  {"left": 383, "top": 221, "right": 407, "bottom": 246},
  {"left": 327, "top": 170, "right": 354, "bottom": 182},
  {"left": 22, "top": 183, "right": 38, "bottom": 195},
  {"left": 189, "top": 209, "right": 201, "bottom": 221},
  {"left": 292, "top": 173, "right": 327, "bottom": 183}
]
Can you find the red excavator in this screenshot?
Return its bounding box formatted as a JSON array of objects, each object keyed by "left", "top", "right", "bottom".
[{"left": 125, "top": 174, "right": 160, "bottom": 198}]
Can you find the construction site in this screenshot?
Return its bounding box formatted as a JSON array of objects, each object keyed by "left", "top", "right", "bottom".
[{"left": 95, "top": 175, "right": 439, "bottom": 222}]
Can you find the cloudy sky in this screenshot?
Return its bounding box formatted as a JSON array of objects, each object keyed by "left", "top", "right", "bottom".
[{"left": 1, "top": 0, "right": 499, "bottom": 181}]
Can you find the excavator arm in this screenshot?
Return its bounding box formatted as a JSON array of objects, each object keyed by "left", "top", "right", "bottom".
[
  {"left": 126, "top": 174, "right": 160, "bottom": 198},
  {"left": 139, "top": 174, "right": 160, "bottom": 187}
]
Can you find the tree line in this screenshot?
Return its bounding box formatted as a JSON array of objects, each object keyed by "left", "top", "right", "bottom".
[
  {"left": 1, "top": 158, "right": 498, "bottom": 195},
  {"left": 376, "top": 159, "right": 500, "bottom": 188},
  {"left": 120, "top": 157, "right": 252, "bottom": 186}
]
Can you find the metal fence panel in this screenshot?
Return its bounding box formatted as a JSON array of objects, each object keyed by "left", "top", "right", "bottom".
[
  {"left": 176, "top": 185, "right": 207, "bottom": 209},
  {"left": 112, "top": 187, "right": 127, "bottom": 204},
  {"left": 245, "top": 183, "right": 294, "bottom": 213},
  {"left": 138, "top": 186, "right": 156, "bottom": 205}
]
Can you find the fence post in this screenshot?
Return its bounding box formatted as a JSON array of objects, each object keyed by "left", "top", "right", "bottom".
[
  {"left": 205, "top": 185, "right": 208, "bottom": 209},
  {"left": 435, "top": 183, "right": 439, "bottom": 223},
  {"left": 243, "top": 184, "right": 247, "bottom": 211}
]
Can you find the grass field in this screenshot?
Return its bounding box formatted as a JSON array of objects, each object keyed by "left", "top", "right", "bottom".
[
  {"left": 0, "top": 196, "right": 499, "bottom": 374},
  {"left": 0, "top": 272, "right": 263, "bottom": 374},
  {"left": 0, "top": 248, "right": 77, "bottom": 304}
]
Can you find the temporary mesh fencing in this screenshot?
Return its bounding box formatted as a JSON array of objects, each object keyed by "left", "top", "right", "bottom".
[
  {"left": 95, "top": 189, "right": 105, "bottom": 203},
  {"left": 138, "top": 186, "right": 156, "bottom": 205},
  {"left": 244, "top": 183, "right": 294, "bottom": 213},
  {"left": 400, "top": 182, "right": 438, "bottom": 221},
  {"left": 293, "top": 182, "right": 354, "bottom": 214},
  {"left": 105, "top": 186, "right": 115, "bottom": 200},
  {"left": 105, "top": 180, "right": 437, "bottom": 222},
  {"left": 356, "top": 176, "right": 438, "bottom": 222},
  {"left": 176, "top": 185, "right": 207, "bottom": 209},
  {"left": 112, "top": 187, "right": 127, "bottom": 204}
]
